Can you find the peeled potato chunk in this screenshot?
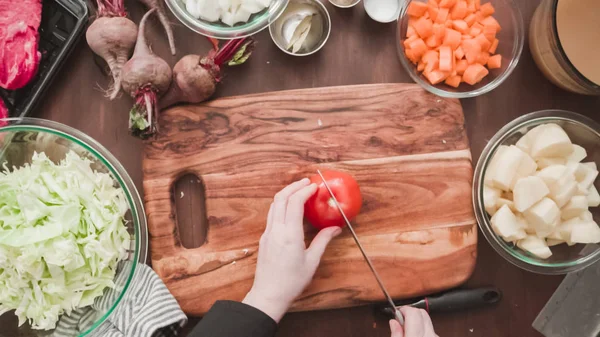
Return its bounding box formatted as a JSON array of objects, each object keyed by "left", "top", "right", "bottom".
[
  {"left": 488, "top": 145, "right": 526, "bottom": 191},
  {"left": 483, "top": 186, "right": 502, "bottom": 215},
  {"left": 517, "top": 235, "right": 552, "bottom": 259},
  {"left": 588, "top": 185, "right": 600, "bottom": 207},
  {"left": 570, "top": 221, "right": 600, "bottom": 244},
  {"left": 515, "top": 124, "right": 551, "bottom": 155},
  {"left": 566, "top": 144, "right": 587, "bottom": 163},
  {"left": 523, "top": 198, "right": 560, "bottom": 238},
  {"left": 561, "top": 195, "right": 588, "bottom": 220},
  {"left": 530, "top": 124, "right": 573, "bottom": 159},
  {"left": 513, "top": 176, "right": 549, "bottom": 212},
  {"left": 491, "top": 205, "right": 527, "bottom": 242}
]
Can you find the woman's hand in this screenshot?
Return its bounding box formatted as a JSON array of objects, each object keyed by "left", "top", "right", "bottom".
[
  {"left": 243, "top": 178, "right": 342, "bottom": 322},
  {"left": 390, "top": 307, "right": 438, "bottom": 337}
]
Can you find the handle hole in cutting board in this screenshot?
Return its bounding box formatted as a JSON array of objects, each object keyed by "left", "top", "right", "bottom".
[{"left": 173, "top": 174, "right": 208, "bottom": 249}]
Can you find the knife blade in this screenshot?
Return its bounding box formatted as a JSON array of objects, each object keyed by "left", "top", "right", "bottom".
[{"left": 316, "top": 170, "right": 405, "bottom": 325}]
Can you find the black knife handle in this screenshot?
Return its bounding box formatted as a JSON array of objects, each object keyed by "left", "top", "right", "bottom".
[
  {"left": 411, "top": 287, "right": 502, "bottom": 313},
  {"left": 378, "top": 287, "right": 502, "bottom": 316}
]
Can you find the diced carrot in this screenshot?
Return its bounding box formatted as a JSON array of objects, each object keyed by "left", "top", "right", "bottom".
[
  {"left": 483, "top": 23, "right": 497, "bottom": 41},
  {"left": 433, "top": 23, "right": 446, "bottom": 39},
  {"left": 469, "top": 26, "right": 482, "bottom": 37},
  {"left": 429, "top": 0, "right": 439, "bottom": 6},
  {"left": 480, "top": 16, "right": 501, "bottom": 31},
  {"left": 409, "top": 38, "right": 429, "bottom": 58},
  {"left": 435, "top": 7, "right": 449, "bottom": 23},
  {"left": 474, "top": 0, "right": 480, "bottom": 9},
  {"left": 472, "top": 22, "right": 484, "bottom": 30},
  {"left": 405, "top": 49, "right": 419, "bottom": 63},
  {"left": 439, "top": 0, "right": 457, "bottom": 8},
  {"left": 423, "top": 11, "right": 430, "bottom": 19},
  {"left": 407, "top": 25, "right": 417, "bottom": 37},
  {"left": 475, "top": 33, "right": 491, "bottom": 51},
  {"left": 463, "top": 63, "right": 488, "bottom": 84},
  {"left": 426, "top": 35, "right": 441, "bottom": 48},
  {"left": 424, "top": 59, "right": 439, "bottom": 74},
  {"left": 462, "top": 38, "right": 482, "bottom": 64},
  {"left": 425, "top": 70, "right": 448, "bottom": 85},
  {"left": 450, "top": 0, "right": 468, "bottom": 19},
  {"left": 438, "top": 45, "right": 453, "bottom": 71},
  {"left": 428, "top": 4, "right": 439, "bottom": 22},
  {"left": 442, "top": 28, "right": 462, "bottom": 49},
  {"left": 422, "top": 49, "right": 439, "bottom": 64},
  {"left": 479, "top": 2, "right": 495, "bottom": 16},
  {"left": 461, "top": 34, "right": 471, "bottom": 40},
  {"left": 456, "top": 59, "right": 469, "bottom": 75},
  {"left": 414, "top": 17, "right": 434, "bottom": 38},
  {"left": 445, "top": 20, "right": 453, "bottom": 27},
  {"left": 452, "top": 20, "right": 469, "bottom": 33},
  {"left": 455, "top": 46, "right": 465, "bottom": 59},
  {"left": 488, "top": 38, "right": 499, "bottom": 53},
  {"left": 403, "top": 35, "right": 419, "bottom": 49},
  {"left": 445, "top": 75, "right": 462, "bottom": 88},
  {"left": 417, "top": 61, "right": 426, "bottom": 71},
  {"left": 476, "top": 51, "right": 490, "bottom": 65},
  {"left": 464, "top": 13, "right": 477, "bottom": 26},
  {"left": 407, "top": 1, "right": 429, "bottom": 17},
  {"left": 467, "top": 0, "right": 476, "bottom": 12},
  {"left": 487, "top": 54, "right": 502, "bottom": 69}
]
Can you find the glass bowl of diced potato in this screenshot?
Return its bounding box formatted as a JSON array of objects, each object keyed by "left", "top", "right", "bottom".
[
  {"left": 396, "top": 0, "right": 524, "bottom": 98},
  {"left": 166, "top": 0, "right": 289, "bottom": 39},
  {"left": 473, "top": 110, "right": 600, "bottom": 274}
]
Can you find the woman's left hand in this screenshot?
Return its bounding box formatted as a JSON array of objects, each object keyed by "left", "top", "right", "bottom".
[{"left": 243, "top": 178, "right": 342, "bottom": 322}]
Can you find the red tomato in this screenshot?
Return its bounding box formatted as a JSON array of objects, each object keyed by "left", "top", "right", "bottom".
[{"left": 304, "top": 170, "right": 362, "bottom": 229}]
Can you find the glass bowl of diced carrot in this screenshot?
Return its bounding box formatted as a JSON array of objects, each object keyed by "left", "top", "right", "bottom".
[{"left": 397, "top": 0, "right": 524, "bottom": 98}]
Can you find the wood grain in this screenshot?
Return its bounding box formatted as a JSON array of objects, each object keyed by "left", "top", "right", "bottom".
[{"left": 143, "top": 83, "right": 477, "bottom": 315}]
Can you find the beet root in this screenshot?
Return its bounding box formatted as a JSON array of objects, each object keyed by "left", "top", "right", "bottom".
[
  {"left": 138, "top": 0, "right": 176, "bottom": 55},
  {"left": 160, "top": 37, "right": 255, "bottom": 110},
  {"left": 86, "top": 0, "right": 137, "bottom": 100},
  {"left": 120, "top": 8, "right": 172, "bottom": 139}
]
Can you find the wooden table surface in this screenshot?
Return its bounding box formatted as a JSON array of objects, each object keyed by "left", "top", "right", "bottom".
[{"left": 36, "top": 0, "right": 600, "bottom": 336}]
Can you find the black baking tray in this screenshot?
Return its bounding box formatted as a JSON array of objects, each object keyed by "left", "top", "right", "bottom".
[{"left": 0, "top": 0, "right": 88, "bottom": 118}]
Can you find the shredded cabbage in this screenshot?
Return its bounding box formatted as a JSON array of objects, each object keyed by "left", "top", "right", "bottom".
[{"left": 0, "top": 151, "right": 131, "bottom": 330}]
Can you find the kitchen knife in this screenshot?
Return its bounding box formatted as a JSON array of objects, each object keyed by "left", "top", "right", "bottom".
[
  {"left": 377, "top": 287, "right": 502, "bottom": 316},
  {"left": 316, "top": 170, "right": 405, "bottom": 325}
]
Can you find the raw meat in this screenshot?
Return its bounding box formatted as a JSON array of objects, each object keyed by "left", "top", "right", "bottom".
[{"left": 0, "top": 0, "right": 42, "bottom": 90}]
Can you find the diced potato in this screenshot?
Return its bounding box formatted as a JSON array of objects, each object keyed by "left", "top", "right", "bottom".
[
  {"left": 484, "top": 145, "right": 508, "bottom": 187},
  {"left": 198, "top": 0, "right": 222, "bottom": 22},
  {"left": 576, "top": 163, "right": 599, "bottom": 191},
  {"left": 537, "top": 157, "right": 566, "bottom": 169},
  {"left": 576, "top": 184, "right": 590, "bottom": 196},
  {"left": 535, "top": 165, "right": 567, "bottom": 187},
  {"left": 570, "top": 221, "right": 600, "bottom": 244},
  {"left": 549, "top": 176, "right": 578, "bottom": 208},
  {"left": 517, "top": 235, "right": 553, "bottom": 259},
  {"left": 530, "top": 124, "right": 573, "bottom": 159},
  {"left": 588, "top": 185, "right": 600, "bottom": 207},
  {"left": 523, "top": 198, "right": 560, "bottom": 238},
  {"left": 513, "top": 176, "right": 549, "bottom": 212},
  {"left": 561, "top": 196, "right": 588, "bottom": 220},
  {"left": 509, "top": 153, "right": 538, "bottom": 189},
  {"left": 488, "top": 145, "right": 526, "bottom": 191},
  {"left": 483, "top": 186, "right": 502, "bottom": 215},
  {"left": 496, "top": 198, "right": 516, "bottom": 212},
  {"left": 580, "top": 210, "right": 594, "bottom": 221},
  {"left": 491, "top": 205, "right": 527, "bottom": 242},
  {"left": 557, "top": 217, "right": 582, "bottom": 242},
  {"left": 583, "top": 162, "right": 597, "bottom": 170},
  {"left": 515, "top": 124, "right": 551, "bottom": 155},
  {"left": 566, "top": 144, "right": 587, "bottom": 163}
]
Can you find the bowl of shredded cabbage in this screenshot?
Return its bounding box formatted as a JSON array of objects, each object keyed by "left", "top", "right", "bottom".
[{"left": 0, "top": 118, "right": 147, "bottom": 336}]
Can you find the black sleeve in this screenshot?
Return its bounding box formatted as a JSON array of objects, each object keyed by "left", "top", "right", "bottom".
[{"left": 188, "top": 301, "right": 277, "bottom": 337}]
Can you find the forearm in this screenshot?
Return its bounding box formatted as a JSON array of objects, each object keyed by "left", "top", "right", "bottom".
[{"left": 188, "top": 300, "right": 277, "bottom": 337}]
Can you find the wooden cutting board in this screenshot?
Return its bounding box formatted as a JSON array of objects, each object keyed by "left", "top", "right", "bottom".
[{"left": 143, "top": 83, "right": 477, "bottom": 316}]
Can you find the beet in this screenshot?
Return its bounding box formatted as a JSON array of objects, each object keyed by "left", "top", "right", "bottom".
[
  {"left": 120, "top": 8, "right": 172, "bottom": 139},
  {"left": 160, "top": 37, "right": 255, "bottom": 109}
]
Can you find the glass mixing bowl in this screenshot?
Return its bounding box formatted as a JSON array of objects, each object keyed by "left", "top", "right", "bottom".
[
  {"left": 396, "top": 0, "right": 524, "bottom": 98},
  {"left": 473, "top": 110, "right": 600, "bottom": 274},
  {"left": 166, "top": 0, "right": 289, "bottom": 39},
  {"left": 0, "top": 118, "right": 147, "bottom": 336}
]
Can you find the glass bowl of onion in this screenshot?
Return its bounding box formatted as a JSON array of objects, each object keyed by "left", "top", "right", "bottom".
[
  {"left": 473, "top": 110, "right": 600, "bottom": 274},
  {"left": 166, "top": 0, "right": 290, "bottom": 39},
  {"left": 396, "top": 0, "right": 524, "bottom": 98},
  {"left": 0, "top": 118, "right": 147, "bottom": 336}
]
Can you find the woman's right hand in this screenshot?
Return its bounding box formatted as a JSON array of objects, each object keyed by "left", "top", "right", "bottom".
[{"left": 390, "top": 307, "right": 438, "bottom": 337}]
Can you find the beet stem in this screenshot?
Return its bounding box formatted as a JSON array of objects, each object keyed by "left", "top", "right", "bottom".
[
  {"left": 96, "top": 0, "right": 127, "bottom": 17},
  {"left": 214, "top": 38, "right": 247, "bottom": 66}
]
